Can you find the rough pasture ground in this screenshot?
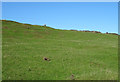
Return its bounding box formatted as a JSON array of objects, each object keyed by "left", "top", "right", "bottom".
[{"left": 2, "top": 20, "right": 118, "bottom": 80}]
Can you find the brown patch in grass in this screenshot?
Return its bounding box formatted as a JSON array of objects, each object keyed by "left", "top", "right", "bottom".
[
  {"left": 3, "top": 26, "right": 8, "bottom": 29},
  {"left": 90, "top": 62, "right": 106, "bottom": 68},
  {"left": 34, "top": 35, "right": 43, "bottom": 38},
  {"left": 33, "top": 32, "right": 43, "bottom": 38},
  {"left": 43, "top": 57, "right": 50, "bottom": 61}
]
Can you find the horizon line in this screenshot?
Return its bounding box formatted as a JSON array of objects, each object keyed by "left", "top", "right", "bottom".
[{"left": 1, "top": 19, "right": 119, "bottom": 35}]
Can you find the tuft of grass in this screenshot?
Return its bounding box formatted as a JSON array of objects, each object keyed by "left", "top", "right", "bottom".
[{"left": 2, "top": 20, "right": 118, "bottom": 80}]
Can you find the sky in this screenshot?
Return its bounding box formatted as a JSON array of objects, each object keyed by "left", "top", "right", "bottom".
[
  {"left": 2, "top": 2, "right": 118, "bottom": 33},
  {"left": 1, "top": 0, "right": 120, "bottom": 2}
]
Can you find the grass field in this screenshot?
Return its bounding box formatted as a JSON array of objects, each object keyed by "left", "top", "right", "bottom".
[{"left": 2, "top": 20, "right": 118, "bottom": 80}]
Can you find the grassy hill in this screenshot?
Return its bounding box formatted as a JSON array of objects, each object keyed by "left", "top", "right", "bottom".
[{"left": 2, "top": 20, "right": 118, "bottom": 80}]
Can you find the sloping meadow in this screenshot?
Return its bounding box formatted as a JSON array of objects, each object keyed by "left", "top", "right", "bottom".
[{"left": 2, "top": 20, "right": 118, "bottom": 80}]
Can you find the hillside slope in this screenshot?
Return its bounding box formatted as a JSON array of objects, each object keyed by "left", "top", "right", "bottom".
[{"left": 2, "top": 20, "right": 118, "bottom": 80}]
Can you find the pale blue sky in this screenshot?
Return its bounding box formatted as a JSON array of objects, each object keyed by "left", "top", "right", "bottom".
[
  {"left": 2, "top": 2, "right": 118, "bottom": 33},
  {"left": 1, "top": 0, "right": 120, "bottom": 2}
]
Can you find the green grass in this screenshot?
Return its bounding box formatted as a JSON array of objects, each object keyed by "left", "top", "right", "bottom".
[{"left": 2, "top": 20, "right": 118, "bottom": 80}]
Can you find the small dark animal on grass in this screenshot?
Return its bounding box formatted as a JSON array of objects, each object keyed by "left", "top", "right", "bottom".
[
  {"left": 43, "top": 57, "right": 50, "bottom": 61},
  {"left": 70, "top": 74, "right": 75, "bottom": 80},
  {"left": 44, "top": 24, "right": 46, "bottom": 27}
]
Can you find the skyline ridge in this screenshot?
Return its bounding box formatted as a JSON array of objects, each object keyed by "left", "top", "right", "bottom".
[{"left": 1, "top": 19, "right": 118, "bottom": 35}]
